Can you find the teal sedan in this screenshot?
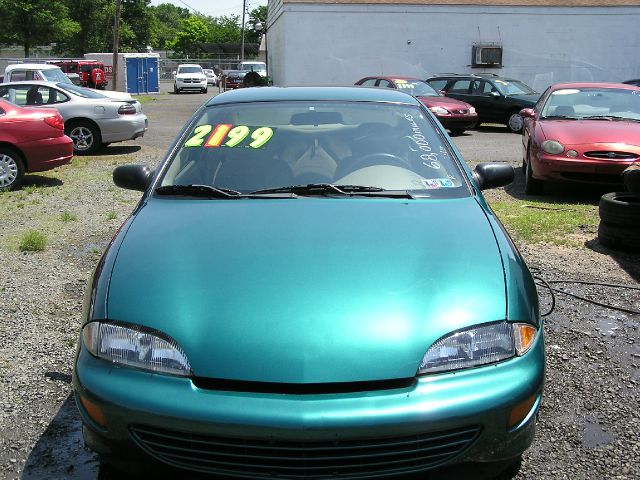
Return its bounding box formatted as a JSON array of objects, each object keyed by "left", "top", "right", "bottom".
[{"left": 73, "top": 87, "right": 544, "bottom": 478}]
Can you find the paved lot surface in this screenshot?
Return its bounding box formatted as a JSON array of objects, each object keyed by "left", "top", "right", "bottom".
[{"left": 1, "top": 88, "right": 638, "bottom": 480}]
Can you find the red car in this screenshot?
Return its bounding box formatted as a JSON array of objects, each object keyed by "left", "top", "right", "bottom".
[
  {"left": 0, "top": 98, "right": 73, "bottom": 191},
  {"left": 355, "top": 76, "right": 478, "bottom": 134},
  {"left": 520, "top": 82, "right": 640, "bottom": 194},
  {"left": 221, "top": 70, "right": 247, "bottom": 91}
]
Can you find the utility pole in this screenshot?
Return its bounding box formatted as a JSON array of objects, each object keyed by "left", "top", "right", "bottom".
[
  {"left": 240, "top": 0, "right": 246, "bottom": 64},
  {"left": 112, "top": 0, "right": 122, "bottom": 91}
]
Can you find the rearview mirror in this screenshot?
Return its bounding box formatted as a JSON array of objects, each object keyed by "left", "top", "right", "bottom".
[
  {"left": 113, "top": 164, "right": 154, "bottom": 192},
  {"left": 473, "top": 163, "right": 514, "bottom": 190}
]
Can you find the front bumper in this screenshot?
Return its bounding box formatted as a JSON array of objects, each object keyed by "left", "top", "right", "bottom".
[
  {"left": 175, "top": 78, "right": 207, "bottom": 90},
  {"left": 74, "top": 332, "right": 544, "bottom": 478},
  {"left": 436, "top": 113, "right": 478, "bottom": 131},
  {"left": 533, "top": 147, "right": 637, "bottom": 184}
]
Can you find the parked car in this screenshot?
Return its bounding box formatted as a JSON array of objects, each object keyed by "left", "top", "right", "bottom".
[
  {"left": 0, "top": 81, "right": 147, "bottom": 155},
  {"left": 355, "top": 76, "right": 478, "bottom": 134},
  {"left": 622, "top": 79, "right": 640, "bottom": 87},
  {"left": 520, "top": 82, "right": 640, "bottom": 194},
  {"left": 238, "top": 61, "right": 267, "bottom": 77},
  {"left": 73, "top": 86, "right": 544, "bottom": 479},
  {"left": 220, "top": 69, "right": 247, "bottom": 90},
  {"left": 51, "top": 60, "right": 109, "bottom": 90},
  {"left": 4, "top": 63, "right": 132, "bottom": 101},
  {"left": 203, "top": 69, "right": 218, "bottom": 86},
  {"left": 173, "top": 64, "right": 207, "bottom": 94},
  {"left": 426, "top": 73, "right": 540, "bottom": 133},
  {"left": 0, "top": 98, "right": 73, "bottom": 191}
]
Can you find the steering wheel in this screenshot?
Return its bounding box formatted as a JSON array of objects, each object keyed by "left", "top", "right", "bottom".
[{"left": 336, "top": 153, "right": 409, "bottom": 179}]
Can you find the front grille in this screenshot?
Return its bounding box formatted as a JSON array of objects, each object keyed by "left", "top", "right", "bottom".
[
  {"left": 450, "top": 109, "right": 469, "bottom": 115},
  {"left": 560, "top": 172, "right": 624, "bottom": 183},
  {"left": 130, "top": 424, "right": 481, "bottom": 478},
  {"left": 584, "top": 151, "right": 638, "bottom": 160}
]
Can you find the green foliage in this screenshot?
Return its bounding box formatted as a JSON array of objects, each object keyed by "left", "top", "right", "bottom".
[
  {"left": 150, "top": 3, "right": 190, "bottom": 50},
  {"left": 246, "top": 6, "right": 268, "bottom": 44},
  {"left": 0, "top": 0, "right": 80, "bottom": 57},
  {"left": 489, "top": 199, "right": 598, "bottom": 246},
  {"left": 19, "top": 230, "right": 47, "bottom": 252},
  {"left": 168, "top": 15, "right": 211, "bottom": 57},
  {"left": 60, "top": 210, "right": 77, "bottom": 222},
  {"left": 106, "top": 211, "right": 118, "bottom": 220},
  {"left": 61, "top": 0, "right": 113, "bottom": 56}
]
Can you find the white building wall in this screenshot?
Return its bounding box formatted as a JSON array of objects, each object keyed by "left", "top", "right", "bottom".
[{"left": 268, "top": 3, "right": 640, "bottom": 90}]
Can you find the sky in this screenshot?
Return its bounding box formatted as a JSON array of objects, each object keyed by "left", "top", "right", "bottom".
[{"left": 149, "top": 0, "right": 268, "bottom": 18}]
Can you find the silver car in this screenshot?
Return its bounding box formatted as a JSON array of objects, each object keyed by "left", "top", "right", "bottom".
[{"left": 0, "top": 81, "right": 147, "bottom": 155}]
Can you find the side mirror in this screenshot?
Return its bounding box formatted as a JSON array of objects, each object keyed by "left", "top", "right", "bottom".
[
  {"left": 473, "top": 163, "right": 514, "bottom": 190},
  {"left": 490, "top": 91, "right": 501, "bottom": 98},
  {"left": 440, "top": 90, "right": 447, "bottom": 96},
  {"left": 113, "top": 164, "right": 154, "bottom": 192},
  {"left": 172, "top": 70, "right": 176, "bottom": 76},
  {"left": 519, "top": 108, "right": 535, "bottom": 119}
]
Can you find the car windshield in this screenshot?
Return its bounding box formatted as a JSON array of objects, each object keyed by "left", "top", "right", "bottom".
[
  {"left": 540, "top": 87, "right": 640, "bottom": 121},
  {"left": 42, "top": 68, "right": 73, "bottom": 84},
  {"left": 178, "top": 67, "right": 202, "bottom": 74},
  {"left": 56, "top": 82, "right": 108, "bottom": 99},
  {"left": 241, "top": 63, "right": 265, "bottom": 71},
  {"left": 160, "top": 101, "right": 468, "bottom": 198},
  {"left": 493, "top": 79, "right": 536, "bottom": 96},
  {"left": 393, "top": 79, "right": 439, "bottom": 97}
]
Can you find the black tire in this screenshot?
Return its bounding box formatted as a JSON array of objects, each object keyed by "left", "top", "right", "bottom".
[
  {"left": 449, "top": 128, "right": 466, "bottom": 136},
  {"left": 173, "top": 83, "right": 179, "bottom": 94},
  {"left": 506, "top": 109, "right": 524, "bottom": 133},
  {"left": 598, "top": 222, "right": 640, "bottom": 252},
  {"left": 202, "top": 87, "right": 208, "bottom": 94},
  {"left": 623, "top": 166, "right": 640, "bottom": 193},
  {"left": 66, "top": 120, "right": 102, "bottom": 155},
  {"left": 524, "top": 152, "right": 544, "bottom": 195},
  {"left": 0, "top": 146, "right": 25, "bottom": 191},
  {"left": 599, "top": 192, "right": 640, "bottom": 227}
]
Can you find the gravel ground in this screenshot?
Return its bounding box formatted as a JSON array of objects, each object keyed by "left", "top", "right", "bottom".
[{"left": 0, "top": 89, "right": 638, "bottom": 479}]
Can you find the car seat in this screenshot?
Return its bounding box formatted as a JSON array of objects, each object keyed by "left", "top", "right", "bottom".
[
  {"left": 553, "top": 105, "right": 575, "bottom": 117},
  {"left": 26, "top": 87, "right": 43, "bottom": 105},
  {"left": 214, "top": 149, "right": 294, "bottom": 193}
]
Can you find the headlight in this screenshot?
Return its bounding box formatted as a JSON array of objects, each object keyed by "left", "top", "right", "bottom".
[
  {"left": 469, "top": 106, "right": 476, "bottom": 114},
  {"left": 541, "top": 140, "right": 564, "bottom": 155},
  {"left": 82, "top": 322, "right": 191, "bottom": 376},
  {"left": 418, "top": 322, "right": 537, "bottom": 375},
  {"left": 429, "top": 106, "right": 449, "bottom": 115}
]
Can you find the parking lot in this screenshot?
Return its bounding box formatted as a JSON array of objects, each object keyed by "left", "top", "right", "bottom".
[{"left": 0, "top": 88, "right": 639, "bottom": 480}]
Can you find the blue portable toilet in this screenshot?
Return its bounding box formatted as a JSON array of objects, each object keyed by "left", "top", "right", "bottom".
[{"left": 84, "top": 52, "right": 160, "bottom": 94}]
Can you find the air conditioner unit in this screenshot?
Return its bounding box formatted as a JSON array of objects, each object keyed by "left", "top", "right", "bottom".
[{"left": 472, "top": 45, "right": 503, "bottom": 67}]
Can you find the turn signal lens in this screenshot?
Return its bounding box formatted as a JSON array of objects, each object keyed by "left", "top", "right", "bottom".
[
  {"left": 79, "top": 395, "right": 107, "bottom": 428},
  {"left": 513, "top": 323, "right": 538, "bottom": 356},
  {"left": 508, "top": 393, "right": 537, "bottom": 428},
  {"left": 118, "top": 104, "right": 137, "bottom": 115},
  {"left": 566, "top": 150, "right": 578, "bottom": 158},
  {"left": 43, "top": 114, "right": 64, "bottom": 130}
]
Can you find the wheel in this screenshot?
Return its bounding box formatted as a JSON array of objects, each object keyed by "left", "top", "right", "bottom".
[
  {"left": 0, "top": 147, "right": 25, "bottom": 191},
  {"left": 506, "top": 109, "right": 524, "bottom": 133},
  {"left": 449, "top": 128, "right": 466, "bottom": 136},
  {"left": 599, "top": 192, "right": 640, "bottom": 227},
  {"left": 202, "top": 87, "right": 208, "bottom": 94},
  {"left": 598, "top": 222, "right": 640, "bottom": 252},
  {"left": 524, "top": 152, "right": 544, "bottom": 195},
  {"left": 173, "top": 83, "right": 179, "bottom": 94},
  {"left": 623, "top": 164, "right": 640, "bottom": 193},
  {"left": 66, "top": 121, "right": 101, "bottom": 155}
]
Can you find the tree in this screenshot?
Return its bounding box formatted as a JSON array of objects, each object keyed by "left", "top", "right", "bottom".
[
  {"left": 150, "top": 3, "right": 191, "bottom": 50},
  {"left": 246, "top": 6, "right": 267, "bottom": 44},
  {"left": 168, "top": 15, "right": 210, "bottom": 58},
  {"left": 207, "top": 15, "right": 241, "bottom": 44},
  {"left": 0, "top": 0, "right": 79, "bottom": 57},
  {"left": 120, "top": 0, "right": 154, "bottom": 52},
  {"left": 61, "top": 0, "right": 113, "bottom": 56}
]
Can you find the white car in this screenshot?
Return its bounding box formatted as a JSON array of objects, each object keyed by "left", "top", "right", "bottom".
[
  {"left": 238, "top": 61, "right": 267, "bottom": 77},
  {"left": 203, "top": 69, "right": 218, "bottom": 86},
  {"left": 173, "top": 64, "right": 208, "bottom": 94},
  {"left": 0, "top": 81, "right": 148, "bottom": 155}
]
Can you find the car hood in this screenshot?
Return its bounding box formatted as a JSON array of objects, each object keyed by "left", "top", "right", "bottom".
[
  {"left": 417, "top": 96, "right": 473, "bottom": 110},
  {"left": 107, "top": 197, "right": 506, "bottom": 383},
  {"left": 176, "top": 73, "right": 205, "bottom": 79},
  {"left": 507, "top": 93, "right": 540, "bottom": 105},
  {"left": 540, "top": 119, "right": 640, "bottom": 146}
]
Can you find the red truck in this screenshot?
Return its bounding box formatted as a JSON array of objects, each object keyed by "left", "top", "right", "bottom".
[{"left": 51, "top": 60, "right": 109, "bottom": 90}]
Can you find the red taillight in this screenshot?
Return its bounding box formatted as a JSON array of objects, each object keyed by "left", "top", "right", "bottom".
[
  {"left": 118, "top": 104, "right": 137, "bottom": 115},
  {"left": 44, "top": 114, "right": 64, "bottom": 130}
]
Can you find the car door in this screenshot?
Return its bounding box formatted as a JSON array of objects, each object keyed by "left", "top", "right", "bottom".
[
  {"left": 468, "top": 80, "right": 504, "bottom": 122},
  {"left": 443, "top": 79, "right": 474, "bottom": 105}
]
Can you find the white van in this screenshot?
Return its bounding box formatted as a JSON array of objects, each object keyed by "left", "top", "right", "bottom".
[{"left": 238, "top": 61, "right": 267, "bottom": 77}]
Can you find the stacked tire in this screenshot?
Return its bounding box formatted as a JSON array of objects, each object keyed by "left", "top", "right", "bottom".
[{"left": 598, "top": 192, "right": 640, "bottom": 252}]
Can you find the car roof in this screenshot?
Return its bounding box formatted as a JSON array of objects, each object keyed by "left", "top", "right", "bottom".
[
  {"left": 2, "top": 80, "right": 63, "bottom": 87},
  {"left": 360, "top": 76, "right": 423, "bottom": 81},
  {"left": 427, "top": 73, "right": 515, "bottom": 81},
  {"left": 548, "top": 82, "right": 640, "bottom": 91},
  {"left": 208, "top": 86, "right": 422, "bottom": 106},
  {"left": 178, "top": 64, "right": 202, "bottom": 68},
  {"left": 5, "top": 63, "right": 60, "bottom": 71}
]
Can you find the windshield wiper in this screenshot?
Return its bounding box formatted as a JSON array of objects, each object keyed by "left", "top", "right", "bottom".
[
  {"left": 542, "top": 115, "right": 578, "bottom": 120},
  {"left": 155, "top": 184, "right": 243, "bottom": 198},
  {"left": 581, "top": 115, "right": 640, "bottom": 122},
  {"left": 250, "top": 183, "right": 414, "bottom": 198}
]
